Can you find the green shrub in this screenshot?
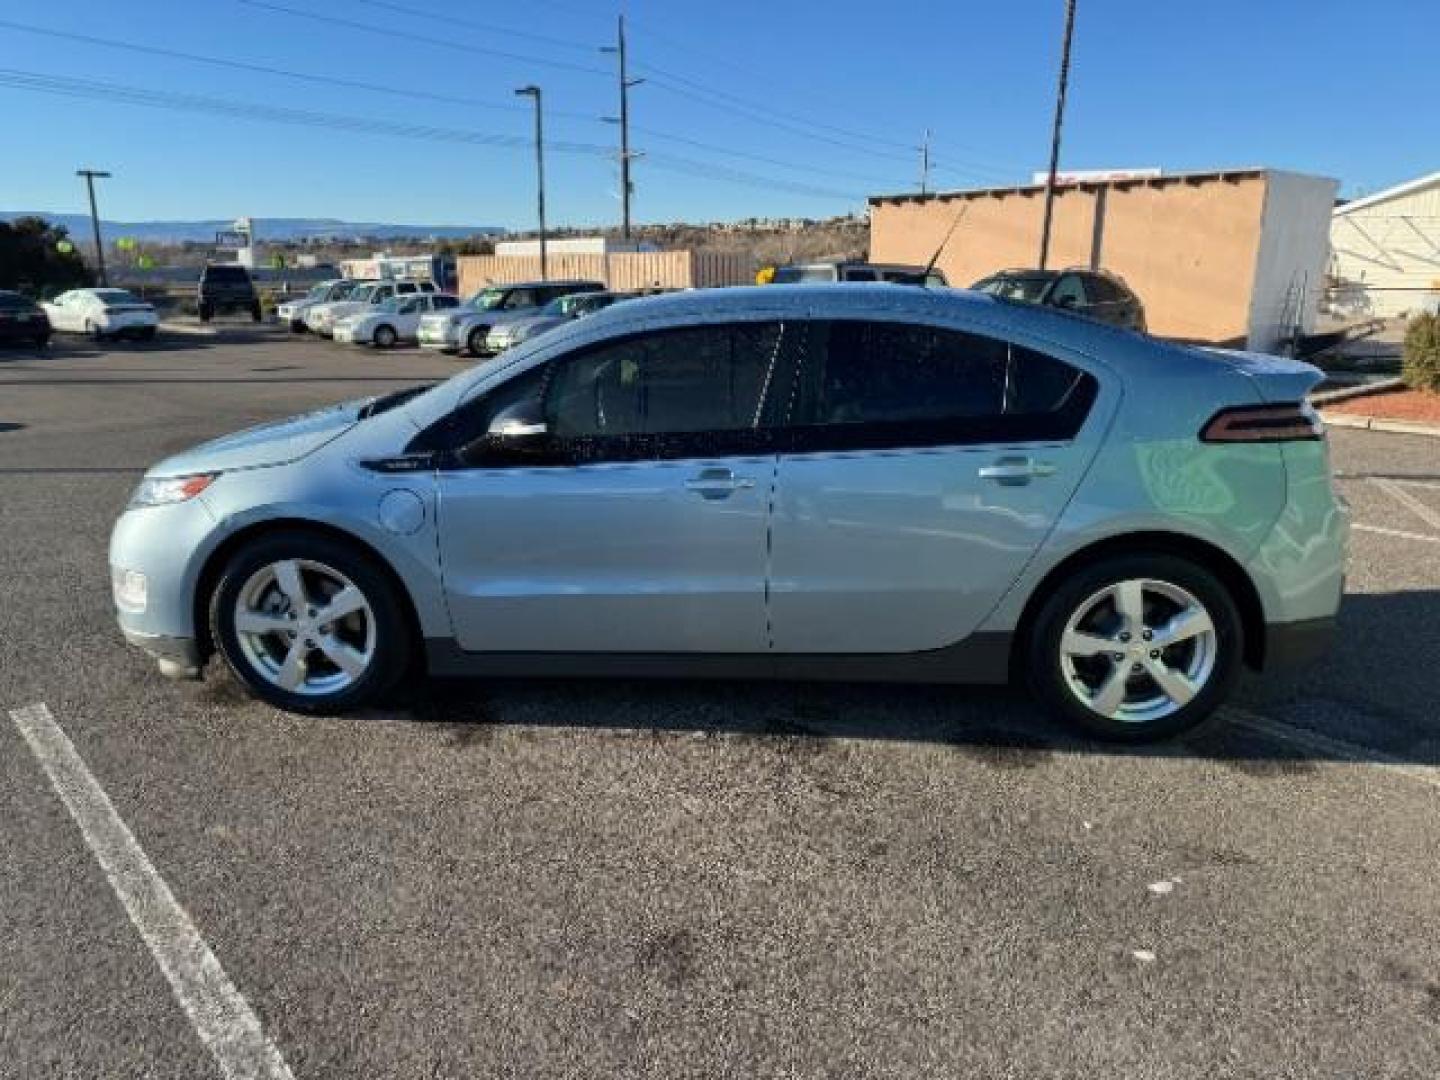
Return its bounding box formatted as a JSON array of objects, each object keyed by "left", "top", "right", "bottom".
[{"left": 1403, "top": 313, "right": 1440, "bottom": 392}]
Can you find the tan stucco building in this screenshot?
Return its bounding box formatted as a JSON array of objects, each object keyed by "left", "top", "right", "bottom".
[{"left": 869, "top": 169, "right": 1337, "bottom": 352}]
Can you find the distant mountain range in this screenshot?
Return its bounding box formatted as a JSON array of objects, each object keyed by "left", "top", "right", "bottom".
[{"left": 0, "top": 212, "right": 504, "bottom": 243}]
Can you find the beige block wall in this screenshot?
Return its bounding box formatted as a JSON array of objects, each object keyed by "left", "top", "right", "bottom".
[
  {"left": 458, "top": 251, "right": 752, "bottom": 297},
  {"left": 869, "top": 175, "right": 1270, "bottom": 345}
]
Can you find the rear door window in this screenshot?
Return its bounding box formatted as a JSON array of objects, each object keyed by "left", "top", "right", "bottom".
[{"left": 786, "top": 320, "right": 1096, "bottom": 450}]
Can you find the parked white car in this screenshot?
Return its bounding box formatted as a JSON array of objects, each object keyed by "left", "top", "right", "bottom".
[
  {"left": 334, "top": 293, "right": 460, "bottom": 347},
  {"left": 305, "top": 280, "right": 435, "bottom": 337},
  {"left": 42, "top": 288, "right": 159, "bottom": 340},
  {"left": 276, "top": 279, "right": 364, "bottom": 333}
]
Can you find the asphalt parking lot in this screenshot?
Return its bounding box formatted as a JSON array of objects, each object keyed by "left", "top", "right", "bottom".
[{"left": 2, "top": 331, "right": 1438, "bottom": 1079}]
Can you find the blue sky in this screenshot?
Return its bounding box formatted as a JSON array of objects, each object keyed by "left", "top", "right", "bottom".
[{"left": 2, "top": 0, "right": 1435, "bottom": 230}]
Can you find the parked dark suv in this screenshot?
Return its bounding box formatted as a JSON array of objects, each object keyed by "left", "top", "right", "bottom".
[
  {"left": 198, "top": 263, "right": 261, "bottom": 323},
  {"left": 971, "top": 268, "right": 1146, "bottom": 331}
]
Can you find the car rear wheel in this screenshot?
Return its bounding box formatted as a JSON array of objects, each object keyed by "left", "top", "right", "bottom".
[
  {"left": 210, "top": 531, "right": 412, "bottom": 714},
  {"left": 373, "top": 325, "right": 398, "bottom": 348},
  {"left": 1027, "top": 554, "right": 1242, "bottom": 742}
]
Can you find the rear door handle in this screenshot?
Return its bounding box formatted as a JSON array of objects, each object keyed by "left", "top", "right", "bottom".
[
  {"left": 978, "top": 457, "right": 1057, "bottom": 485},
  {"left": 684, "top": 468, "right": 756, "bottom": 499}
]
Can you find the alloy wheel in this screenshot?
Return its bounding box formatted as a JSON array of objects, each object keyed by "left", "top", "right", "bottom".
[
  {"left": 232, "top": 558, "right": 375, "bottom": 696},
  {"left": 1058, "top": 577, "right": 1218, "bottom": 724}
]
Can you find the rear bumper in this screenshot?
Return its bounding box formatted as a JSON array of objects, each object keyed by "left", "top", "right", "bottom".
[{"left": 1264, "top": 616, "right": 1337, "bottom": 670}]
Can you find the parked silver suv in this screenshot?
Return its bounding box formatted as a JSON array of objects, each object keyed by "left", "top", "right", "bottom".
[
  {"left": 418, "top": 279, "right": 604, "bottom": 357},
  {"left": 109, "top": 285, "right": 1345, "bottom": 741}
]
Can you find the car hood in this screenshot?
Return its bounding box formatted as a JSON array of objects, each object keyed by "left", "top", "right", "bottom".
[{"left": 147, "top": 399, "right": 364, "bottom": 477}]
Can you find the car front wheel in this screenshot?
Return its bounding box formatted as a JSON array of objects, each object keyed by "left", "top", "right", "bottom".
[
  {"left": 373, "top": 325, "right": 397, "bottom": 348},
  {"left": 209, "top": 531, "right": 412, "bottom": 713},
  {"left": 466, "top": 326, "right": 490, "bottom": 356},
  {"left": 1027, "top": 554, "right": 1242, "bottom": 742}
]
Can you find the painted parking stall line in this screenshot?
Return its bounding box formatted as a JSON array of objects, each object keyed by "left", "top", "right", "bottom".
[
  {"left": 1371, "top": 477, "right": 1440, "bottom": 534},
  {"left": 9, "top": 703, "right": 294, "bottom": 1080}
]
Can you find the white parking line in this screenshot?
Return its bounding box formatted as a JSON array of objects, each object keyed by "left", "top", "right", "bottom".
[
  {"left": 1352, "top": 523, "right": 1440, "bottom": 545},
  {"left": 1372, "top": 477, "right": 1440, "bottom": 534},
  {"left": 9, "top": 703, "right": 294, "bottom": 1080},
  {"left": 1228, "top": 708, "right": 1440, "bottom": 793}
]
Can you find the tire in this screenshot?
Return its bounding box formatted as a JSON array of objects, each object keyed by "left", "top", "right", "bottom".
[
  {"left": 85, "top": 320, "right": 105, "bottom": 342},
  {"left": 33, "top": 334, "right": 51, "bottom": 349},
  {"left": 289, "top": 319, "right": 307, "bottom": 334},
  {"left": 1025, "top": 553, "right": 1243, "bottom": 742},
  {"left": 199, "top": 304, "right": 213, "bottom": 323},
  {"left": 466, "top": 325, "right": 490, "bottom": 357},
  {"left": 251, "top": 301, "right": 263, "bottom": 323},
  {"left": 373, "top": 324, "right": 398, "bottom": 349},
  {"left": 138, "top": 326, "right": 157, "bottom": 341},
  {"left": 209, "top": 530, "right": 414, "bottom": 714}
]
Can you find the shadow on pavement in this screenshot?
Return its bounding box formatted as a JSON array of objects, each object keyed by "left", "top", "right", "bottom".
[{"left": 376, "top": 590, "right": 1440, "bottom": 770}]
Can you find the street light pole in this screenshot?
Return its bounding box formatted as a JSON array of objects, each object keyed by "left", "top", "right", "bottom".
[
  {"left": 76, "top": 168, "right": 112, "bottom": 286},
  {"left": 1038, "top": 0, "right": 1077, "bottom": 270},
  {"left": 514, "top": 85, "right": 547, "bottom": 281}
]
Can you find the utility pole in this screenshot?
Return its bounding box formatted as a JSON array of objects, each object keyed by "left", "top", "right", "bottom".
[
  {"left": 602, "top": 15, "right": 644, "bottom": 239},
  {"left": 919, "top": 129, "right": 932, "bottom": 196},
  {"left": 1037, "top": 0, "right": 1076, "bottom": 270},
  {"left": 76, "top": 168, "right": 112, "bottom": 286},
  {"left": 514, "top": 85, "right": 547, "bottom": 280}
]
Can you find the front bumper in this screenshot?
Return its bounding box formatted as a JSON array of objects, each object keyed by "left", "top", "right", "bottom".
[
  {"left": 121, "top": 627, "right": 202, "bottom": 679},
  {"left": 418, "top": 324, "right": 460, "bottom": 350}
]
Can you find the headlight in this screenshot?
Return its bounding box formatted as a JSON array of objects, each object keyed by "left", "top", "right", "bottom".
[{"left": 130, "top": 473, "right": 218, "bottom": 508}]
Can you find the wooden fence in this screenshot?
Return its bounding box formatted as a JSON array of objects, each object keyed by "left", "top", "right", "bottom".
[{"left": 458, "top": 251, "right": 753, "bottom": 297}]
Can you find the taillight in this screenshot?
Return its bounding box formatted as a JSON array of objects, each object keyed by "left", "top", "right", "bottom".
[{"left": 1200, "top": 402, "right": 1324, "bottom": 443}]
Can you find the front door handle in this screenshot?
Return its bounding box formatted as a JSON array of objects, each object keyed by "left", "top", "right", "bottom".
[
  {"left": 978, "top": 457, "right": 1057, "bottom": 485},
  {"left": 684, "top": 468, "right": 756, "bottom": 499}
]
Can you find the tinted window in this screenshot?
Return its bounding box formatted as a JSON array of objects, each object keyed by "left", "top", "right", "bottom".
[
  {"left": 791, "top": 320, "right": 1096, "bottom": 447},
  {"left": 1086, "top": 276, "right": 1127, "bottom": 304},
  {"left": 433, "top": 295, "right": 459, "bottom": 309},
  {"left": 843, "top": 269, "right": 879, "bottom": 281},
  {"left": 505, "top": 289, "right": 539, "bottom": 309},
  {"left": 1050, "top": 274, "right": 1089, "bottom": 307},
  {"left": 974, "top": 273, "right": 1053, "bottom": 302},
  {"left": 203, "top": 265, "right": 249, "bottom": 282},
  {"left": 0, "top": 292, "right": 36, "bottom": 310},
  {"left": 547, "top": 323, "right": 783, "bottom": 438}
]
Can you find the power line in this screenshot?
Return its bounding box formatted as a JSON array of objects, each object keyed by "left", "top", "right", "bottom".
[
  {"left": 0, "top": 68, "right": 859, "bottom": 203},
  {"left": 236, "top": 0, "right": 612, "bottom": 78},
  {"left": 346, "top": 0, "right": 598, "bottom": 53},
  {"left": 0, "top": 18, "right": 591, "bottom": 119},
  {"left": 0, "top": 69, "right": 613, "bottom": 154},
  {"left": 0, "top": 18, "right": 889, "bottom": 190}
]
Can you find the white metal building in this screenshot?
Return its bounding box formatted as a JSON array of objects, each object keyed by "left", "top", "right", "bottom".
[{"left": 1330, "top": 172, "right": 1440, "bottom": 317}]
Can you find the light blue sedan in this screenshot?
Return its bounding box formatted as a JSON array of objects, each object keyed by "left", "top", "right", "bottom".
[{"left": 109, "top": 285, "right": 1347, "bottom": 741}]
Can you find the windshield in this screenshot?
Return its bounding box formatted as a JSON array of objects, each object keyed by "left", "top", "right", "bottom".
[
  {"left": 466, "top": 288, "right": 507, "bottom": 311},
  {"left": 348, "top": 285, "right": 377, "bottom": 303},
  {"left": 93, "top": 289, "right": 141, "bottom": 304},
  {"left": 772, "top": 265, "right": 836, "bottom": 284},
  {"left": 973, "top": 273, "right": 1054, "bottom": 302}
]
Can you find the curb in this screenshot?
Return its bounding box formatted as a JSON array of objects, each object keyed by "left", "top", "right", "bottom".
[
  {"left": 1319, "top": 411, "right": 1440, "bottom": 438},
  {"left": 1309, "top": 376, "right": 1405, "bottom": 406}
]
